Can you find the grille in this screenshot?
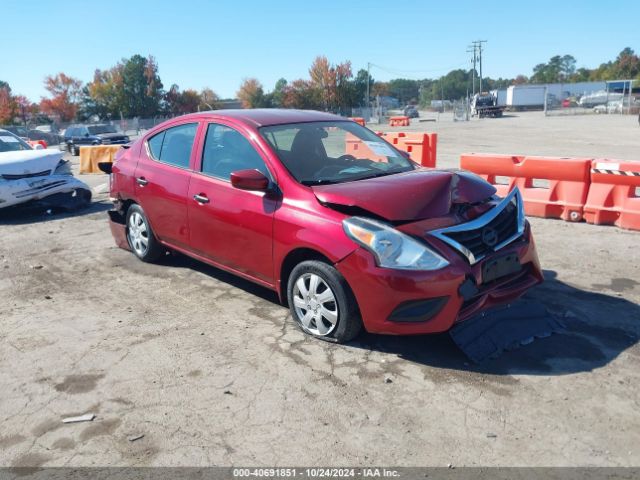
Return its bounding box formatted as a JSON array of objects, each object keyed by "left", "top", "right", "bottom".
[
  {"left": 444, "top": 201, "right": 518, "bottom": 260},
  {"left": 430, "top": 189, "right": 525, "bottom": 265}
]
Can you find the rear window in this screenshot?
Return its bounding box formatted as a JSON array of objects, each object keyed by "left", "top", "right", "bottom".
[
  {"left": 146, "top": 123, "right": 198, "bottom": 169},
  {"left": 88, "top": 125, "right": 118, "bottom": 135}
]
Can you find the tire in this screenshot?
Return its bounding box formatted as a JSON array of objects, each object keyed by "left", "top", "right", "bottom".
[
  {"left": 70, "top": 144, "right": 79, "bottom": 156},
  {"left": 125, "top": 204, "right": 163, "bottom": 262},
  {"left": 287, "top": 260, "right": 362, "bottom": 343}
]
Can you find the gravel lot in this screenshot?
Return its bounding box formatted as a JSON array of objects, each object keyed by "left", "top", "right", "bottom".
[{"left": 1, "top": 112, "right": 639, "bottom": 467}]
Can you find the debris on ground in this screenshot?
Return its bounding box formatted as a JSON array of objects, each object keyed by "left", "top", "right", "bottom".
[
  {"left": 62, "top": 413, "right": 96, "bottom": 424},
  {"left": 384, "top": 376, "right": 393, "bottom": 384},
  {"left": 449, "top": 300, "right": 565, "bottom": 363},
  {"left": 128, "top": 434, "right": 144, "bottom": 442}
]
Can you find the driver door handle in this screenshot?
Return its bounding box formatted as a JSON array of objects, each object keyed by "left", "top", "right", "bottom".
[
  {"left": 193, "top": 194, "right": 210, "bottom": 204},
  {"left": 136, "top": 177, "right": 149, "bottom": 186}
]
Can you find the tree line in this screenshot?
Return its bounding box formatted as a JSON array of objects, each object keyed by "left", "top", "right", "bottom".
[{"left": 1, "top": 48, "right": 639, "bottom": 125}]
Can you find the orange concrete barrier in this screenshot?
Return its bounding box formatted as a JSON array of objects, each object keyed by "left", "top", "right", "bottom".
[
  {"left": 28, "top": 140, "right": 48, "bottom": 149},
  {"left": 349, "top": 117, "right": 365, "bottom": 127},
  {"left": 461, "top": 154, "right": 592, "bottom": 221},
  {"left": 584, "top": 159, "right": 640, "bottom": 230},
  {"left": 460, "top": 153, "right": 515, "bottom": 197},
  {"left": 79, "top": 145, "right": 122, "bottom": 174},
  {"left": 379, "top": 132, "right": 437, "bottom": 167},
  {"left": 389, "top": 116, "right": 410, "bottom": 127}
]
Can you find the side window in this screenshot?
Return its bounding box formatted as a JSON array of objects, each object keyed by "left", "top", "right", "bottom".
[
  {"left": 201, "top": 123, "right": 270, "bottom": 181},
  {"left": 67, "top": 128, "right": 76, "bottom": 137},
  {"left": 146, "top": 123, "right": 197, "bottom": 169},
  {"left": 147, "top": 131, "right": 165, "bottom": 160}
]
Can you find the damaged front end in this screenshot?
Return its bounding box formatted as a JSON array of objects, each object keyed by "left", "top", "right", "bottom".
[{"left": 0, "top": 150, "right": 92, "bottom": 212}]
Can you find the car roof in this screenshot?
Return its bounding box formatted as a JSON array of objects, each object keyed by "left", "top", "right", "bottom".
[{"left": 177, "top": 109, "right": 345, "bottom": 128}]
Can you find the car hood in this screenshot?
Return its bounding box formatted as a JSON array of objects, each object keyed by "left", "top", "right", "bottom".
[
  {"left": 0, "top": 149, "right": 63, "bottom": 176},
  {"left": 312, "top": 169, "right": 496, "bottom": 222}
]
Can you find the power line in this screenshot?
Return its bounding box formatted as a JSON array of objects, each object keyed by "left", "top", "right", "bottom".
[{"left": 368, "top": 62, "right": 468, "bottom": 78}]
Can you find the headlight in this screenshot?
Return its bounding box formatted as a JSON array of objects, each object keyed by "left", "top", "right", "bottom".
[{"left": 343, "top": 217, "right": 449, "bottom": 271}]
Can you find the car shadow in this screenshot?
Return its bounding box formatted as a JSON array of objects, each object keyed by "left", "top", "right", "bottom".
[
  {"left": 144, "top": 253, "right": 640, "bottom": 376},
  {"left": 0, "top": 200, "right": 111, "bottom": 225},
  {"left": 157, "top": 251, "right": 282, "bottom": 304},
  {"left": 350, "top": 270, "right": 640, "bottom": 375}
]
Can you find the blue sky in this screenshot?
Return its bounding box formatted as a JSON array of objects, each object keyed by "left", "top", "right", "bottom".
[{"left": 3, "top": 0, "right": 639, "bottom": 101}]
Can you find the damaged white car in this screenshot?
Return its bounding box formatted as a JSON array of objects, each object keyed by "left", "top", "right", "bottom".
[{"left": 0, "top": 129, "right": 91, "bottom": 211}]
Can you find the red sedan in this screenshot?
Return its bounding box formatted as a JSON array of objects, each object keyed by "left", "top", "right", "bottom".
[{"left": 106, "top": 110, "right": 542, "bottom": 342}]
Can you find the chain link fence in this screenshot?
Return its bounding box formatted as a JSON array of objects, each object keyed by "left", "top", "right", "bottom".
[{"left": 544, "top": 80, "right": 639, "bottom": 116}]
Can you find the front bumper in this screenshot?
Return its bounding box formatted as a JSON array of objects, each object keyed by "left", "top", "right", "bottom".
[
  {"left": 0, "top": 175, "right": 91, "bottom": 210},
  {"left": 335, "top": 225, "right": 543, "bottom": 335}
]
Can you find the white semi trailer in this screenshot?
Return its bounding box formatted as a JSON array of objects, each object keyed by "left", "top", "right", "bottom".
[{"left": 506, "top": 85, "right": 547, "bottom": 110}]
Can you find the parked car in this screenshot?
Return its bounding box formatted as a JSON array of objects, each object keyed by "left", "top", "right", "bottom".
[
  {"left": 403, "top": 105, "right": 419, "bottom": 118},
  {"left": 0, "top": 129, "right": 91, "bottom": 211},
  {"left": 64, "top": 124, "right": 130, "bottom": 155},
  {"left": 104, "top": 109, "right": 542, "bottom": 343},
  {"left": 1, "top": 125, "right": 30, "bottom": 141}
]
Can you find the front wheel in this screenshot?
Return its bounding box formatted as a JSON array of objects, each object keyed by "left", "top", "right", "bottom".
[
  {"left": 126, "top": 204, "right": 163, "bottom": 262},
  {"left": 287, "top": 260, "right": 362, "bottom": 343}
]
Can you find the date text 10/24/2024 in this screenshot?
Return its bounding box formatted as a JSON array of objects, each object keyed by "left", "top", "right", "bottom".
[{"left": 232, "top": 468, "right": 400, "bottom": 478}]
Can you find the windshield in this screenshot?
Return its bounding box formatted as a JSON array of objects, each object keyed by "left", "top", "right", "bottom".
[
  {"left": 259, "top": 121, "right": 415, "bottom": 185},
  {"left": 88, "top": 125, "right": 118, "bottom": 135},
  {"left": 0, "top": 131, "right": 32, "bottom": 152}
]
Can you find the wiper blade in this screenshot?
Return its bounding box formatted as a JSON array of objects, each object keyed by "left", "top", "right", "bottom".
[
  {"left": 349, "top": 168, "right": 410, "bottom": 181},
  {"left": 301, "top": 179, "right": 339, "bottom": 186}
]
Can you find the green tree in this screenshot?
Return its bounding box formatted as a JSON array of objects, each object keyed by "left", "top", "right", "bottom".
[
  {"left": 387, "top": 79, "right": 420, "bottom": 104},
  {"left": 271, "top": 78, "right": 288, "bottom": 107},
  {"left": 531, "top": 55, "right": 576, "bottom": 83},
  {"left": 120, "top": 54, "right": 164, "bottom": 117}
]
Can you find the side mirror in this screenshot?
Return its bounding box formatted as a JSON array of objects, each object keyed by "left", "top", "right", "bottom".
[
  {"left": 98, "top": 162, "right": 113, "bottom": 174},
  {"left": 399, "top": 150, "right": 411, "bottom": 160},
  {"left": 230, "top": 169, "right": 270, "bottom": 192}
]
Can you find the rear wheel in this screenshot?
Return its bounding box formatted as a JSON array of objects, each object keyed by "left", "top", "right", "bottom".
[
  {"left": 126, "top": 204, "right": 163, "bottom": 262},
  {"left": 287, "top": 260, "right": 362, "bottom": 343}
]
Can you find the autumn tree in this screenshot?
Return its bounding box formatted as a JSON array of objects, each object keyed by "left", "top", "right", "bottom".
[
  {"left": 199, "top": 88, "right": 220, "bottom": 110},
  {"left": 39, "top": 73, "right": 83, "bottom": 122},
  {"left": 237, "top": 78, "right": 265, "bottom": 108},
  {"left": 281, "top": 79, "right": 321, "bottom": 109},
  {"left": 83, "top": 65, "right": 125, "bottom": 118},
  {"left": 0, "top": 81, "right": 16, "bottom": 124}
]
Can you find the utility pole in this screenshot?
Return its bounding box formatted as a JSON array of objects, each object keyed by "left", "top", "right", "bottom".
[
  {"left": 366, "top": 62, "right": 371, "bottom": 110},
  {"left": 472, "top": 40, "right": 487, "bottom": 93},
  {"left": 467, "top": 45, "right": 477, "bottom": 96}
]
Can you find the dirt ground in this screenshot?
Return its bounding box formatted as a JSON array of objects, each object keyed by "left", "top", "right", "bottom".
[{"left": 1, "top": 112, "right": 639, "bottom": 468}]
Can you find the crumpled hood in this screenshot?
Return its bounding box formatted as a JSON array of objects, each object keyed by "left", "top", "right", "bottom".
[
  {"left": 312, "top": 169, "right": 496, "bottom": 222},
  {"left": 0, "top": 149, "right": 63, "bottom": 177}
]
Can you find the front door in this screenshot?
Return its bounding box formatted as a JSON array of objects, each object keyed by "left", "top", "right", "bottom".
[
  {"left": 187, "top": 122, "right": 278, "bottom": 285},
  {"left": 134, "top": 122, "right": 199, "bottom": 249}
]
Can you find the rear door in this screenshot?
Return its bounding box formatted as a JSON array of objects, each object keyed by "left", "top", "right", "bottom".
[
  {"left": 187, "top": 121, "right": 278, "bottom": 285},
  {"left": 134, "top": 122, "right": 200, "bottom": 249}
]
